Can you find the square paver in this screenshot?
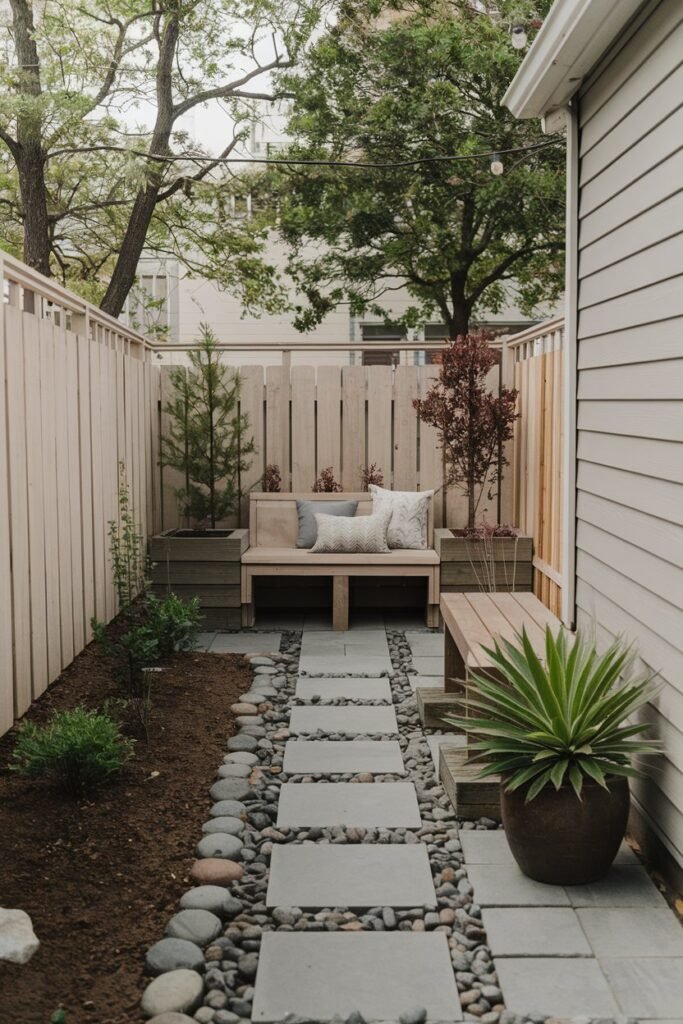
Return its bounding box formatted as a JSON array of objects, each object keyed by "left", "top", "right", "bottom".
[
  {"left": 567, "top": 865, "right": 668, "bottom": 908},
  {"left": 267, "top": 843, "right": 435, "bottom": 908},
  {"left": 283, "top": 740, "right": 405, "bottom": 775},
  {"left": 295, "top": 676, "right": 392, "bottom": 702},
  {"left": 289, "top": 706, "right": 398, "bottom": 735},
  {"left": 467, "top": 863, "right": 570, "bottom": 906},
  {"left": 405, "top": 633, "right": 444, "bottom": 657},
  {"left": 460, "top": 830, "right": 513, "bottom": 865},
  {"left": 252, "top": 932, "right": 462, "bottom": 1022},
  {"left": 277, "top": 782, "right": 421, "bottom": 828},
  {"left": 209, "top": 632, "right": 282, "bottom": 653},
  {"left": 299, "top": 655, "right": 393, "bottom": 675},
  {"left": 407, "top": 674, "right": 443, "bottom": 693},
  {"left": 578, "top": 908, "right": 683, "bottom": 957},
  {"left": 496, "top": 958, "right": 619, "bottom": 1017},
  {"left": 411, "top": 656, "right": 444, "bottom": 676},
  {"left": 482, "top": 907, "right": 592, "bottom": 956},
  {"left": 194, "top": 631, "right": 217, "bottom": 651},
  {"left": 426, "top": 734, "right": 467, "bottom": 772},
  {"left": 600, "top": 958, "right": 683, "bottom": 1017}
]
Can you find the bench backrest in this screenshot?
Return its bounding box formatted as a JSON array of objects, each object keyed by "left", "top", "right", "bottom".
[{"left": 249, "top": 492, "right": 434, "bottom": 549}]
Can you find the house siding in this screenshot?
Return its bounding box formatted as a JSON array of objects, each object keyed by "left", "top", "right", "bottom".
[{"left": 575, "top": 0, "right": 683, "bottom": 873}]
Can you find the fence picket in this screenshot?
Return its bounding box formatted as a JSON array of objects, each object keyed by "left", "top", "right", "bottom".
[
  {"left": 341, "top": 365, "right": 366, "bottom": 490},
  {"left": 316, "top": 366, "right": 341, "bottom": 477},
  {"left": 291, "top": 366, "right": 316, "bottom": 491}
]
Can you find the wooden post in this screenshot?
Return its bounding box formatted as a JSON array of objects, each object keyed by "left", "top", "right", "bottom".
[{"left": 332, "top": 575, "right": 349, "bottom": 630}]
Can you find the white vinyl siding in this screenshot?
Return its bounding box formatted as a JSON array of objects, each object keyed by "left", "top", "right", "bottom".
[{"left": 576, "top": 0, "right": 683, "bottom": 872}]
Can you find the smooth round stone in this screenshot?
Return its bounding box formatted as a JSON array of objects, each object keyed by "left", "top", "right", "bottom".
[
  {"left": 147, "top": 1015, "right": 197, "bottom": 1024},
  {"left": 210, "top": 778, "right": 250, "bottom": 802},
  {"left": 217, "top": 764, "right": 251, "bottom": 779},
  {"left": 141, "top": 969, "right": 204, "bottom": 1019},
  {"left": 226, "top": 735, "right": 258, "bottom": 753},
  {"left": 166, "top": 908, "right": 222, "bottom": 946},
  {"left": 224, "top": 752, "right": 258, "bottom": 766},
  {"left": 230, "top": 703, "right": 258, "bottom": 716},
  {"left": 249, "top": 657, "right": 274, "bottom": 666},
  {"left": 145, "top": 938, "right": 204, "bottom": 975},
  {"left": 202, "top": 816, "right": 244, "bottom": 836},
  {"left": 180, "top": 886, "right": 243, "bottom": 917},
  {"left": 190, "top": 858, "right": 244, "bottom": 885},
  {"left": 254, "top": 665, "right": 277, "bottom": 675},
  {"left": 240, "top": 693, "right": 266, "bottom": 705},
  {"left": 236, "top": 715, "right": 263, "bottom": 728},
  {"left": 210, "top": 799, "right": 246, "bottom": 818},
  {"left": 196, "top": 833, "right": 243, "bottom": 860}
]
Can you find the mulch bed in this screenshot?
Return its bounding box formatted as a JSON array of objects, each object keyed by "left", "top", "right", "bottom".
[{"left": 0, "top": 635, "right": 250, "bottom": 1024}]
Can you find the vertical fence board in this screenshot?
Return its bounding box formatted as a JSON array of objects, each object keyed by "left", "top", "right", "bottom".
[
  {"left": 291, "top": 366, "right": 316, "bottom": 491},
  {"left": 366, "top": 366, "right": 393, "bottom": 483},
  {"left": 66, "top": 331, "right": 85, "bottom": 656},
  {"left": 341, "top": 365, "right": 366, "bottom": 490},
  {"left": 23, "top": 315, "right": 48, "bottom": 697},
  {"left": 316, "top": 366, "right": 342, "bottom": 477},
  {"left": 40, "top": 320, "right": 61, "bottom": 674},
  {"left": 77, "top": 332, "right": 95, "bottom": 642},
  {"left": 417, "top": 365, "right": 444, "bottom": 527},
  {"left": 393, "top": 366, "right": 419, "bottom": 491},
  {"left": 90, "top": 339, "right": 106, "bottom": 620},
  {"left": 238, "top": 365, "right": 265, "bottom": 525},
  {"left": 54, "top": 326, "right": 75, "bottom": 667},
  {"left": 0, "top": 306, "right": 14, "bottom": 732},
  {"left": 265, "top": 365, "right": 290, "bottom": 489}
]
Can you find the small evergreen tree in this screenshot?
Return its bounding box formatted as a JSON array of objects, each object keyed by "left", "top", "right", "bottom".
[{"left": 162, "top": 325, "right": 255, "bottom": 528}]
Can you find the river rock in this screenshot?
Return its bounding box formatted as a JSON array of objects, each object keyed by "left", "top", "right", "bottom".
[
  {"left": 190, "top": 858, "right": 244, "bottom": 885},
  {"left": 210, "top": 799, "right": 246, "bottom": 818},
  {"left": 210, "top": 779, "right": 250, "bottom": 802},
  {"left": 196, "top": 833, "right": 243, "bottom": 860},
  {"left": 166, "top": 909, "right": 222, "bottom": 946},
  {"left": 179, "top": 887, "right": 243, "bottom": 918},
  {"left": 145, "top": 938, "right": 204, "bottom": 975},
  {"left": 202, "top": 816, "right": 244, "bottom": 836},
  {"left": 141, "top": 969, "right": 204, "bottom": 1018},
  {"left": 0, "top": 908, "right": 39, "bottom": 964},
  {"left": 226, "top": 735, "right": 258, "bottom": 753}
]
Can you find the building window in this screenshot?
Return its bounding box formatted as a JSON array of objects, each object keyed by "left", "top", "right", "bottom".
[{"left": 361, "top": 324, "right": 403, "bottom": 366}]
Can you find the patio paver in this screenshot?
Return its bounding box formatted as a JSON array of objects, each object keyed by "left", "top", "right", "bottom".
[
  {"left": 295, "top": 676, "right": 392, "bottom": 701},
  {"left": 251, "top": 932, "right": 462, "bottom": 1022},
  {"left": 466, "top": 863, "right": 571, "bottom": 906},
  {"left": 282, "top": 740, "right": 405, "bottom": 775},
  {"left": 577, "top": 908, "right": 683, "bottom": 957},
  {"left": 460, "top": 829, "right": 639, "bottom": 867},
  {"left": 566, "top": 865, "right": 668, "bottom": 908},
  {"left": 289, "top": 705, "right": 398, "bottom": 735},
  {"left": 481, "top": 907, "right": 592, "bottom": 957},
  {"left": 411, "top": 656, "right": 444, "bottom": 676},
  {"left": 299, "top": 655, "right": 393, "bottom": 675},
  {"left": 405, "top": 632, "right": 444, "bottom": 657},
  {"left": 408, "top": 673, "right": 444, "bottom": 693},
  {"left": 495, "top": 958, "right": 619, "bottom": 1017},
  {"left": 207, "top": 632, "right": 282, "bottom": 654},
  {"left": 600, "top": 958, "right": 683, "bottom": 1018},
  {"left": 276, "top": 782, "right": 421, "bottom": 828},
  {"left": 266, "top": 843, "right": 435, "bottom": 908}
]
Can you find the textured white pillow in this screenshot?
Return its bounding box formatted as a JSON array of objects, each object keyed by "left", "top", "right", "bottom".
[
  {"left": 369, "top": 484, "right": 434, "bottom": 550},
  {"left": 310, "top": 511, "right": 391, "bottom": 553}
]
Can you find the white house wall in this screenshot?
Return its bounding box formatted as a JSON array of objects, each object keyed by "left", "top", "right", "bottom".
[{"left": 575, "top": 0, "right": 683, "bottom": 871}]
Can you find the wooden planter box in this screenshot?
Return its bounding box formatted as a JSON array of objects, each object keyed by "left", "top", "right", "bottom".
[
  {"left": 435, "top": 529, "right": 533, "bottom": 593},
  {"left": 149, "top": 528, "right": 249, "bottom": 629}
]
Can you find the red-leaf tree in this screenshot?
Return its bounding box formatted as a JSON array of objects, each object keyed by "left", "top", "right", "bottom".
[{"left": 414, "top": 333, "right": 518, "bottom": 529}]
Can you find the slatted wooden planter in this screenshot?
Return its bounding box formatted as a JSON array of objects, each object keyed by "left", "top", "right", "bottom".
[
  {"left": 149, "top": 528, "right": 249, "bottom": 629},
  {"left": 435, "top": 529, "right": 533, "bottom": 594}
]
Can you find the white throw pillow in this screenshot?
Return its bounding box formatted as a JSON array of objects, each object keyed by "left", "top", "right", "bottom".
[
  {"left": 369, "top": 484, "right": 434, "bottom": 550},
  {"left": 310, "top": 511, "right": 391, "bottom": 554}
]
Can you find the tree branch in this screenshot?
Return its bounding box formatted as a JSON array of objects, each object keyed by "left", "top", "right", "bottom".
[{"left": 173, "top": 57, "right": 292, "bottom": 119}]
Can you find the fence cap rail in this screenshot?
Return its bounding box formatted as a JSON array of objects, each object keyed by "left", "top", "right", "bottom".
[{"left": 504, "top": 315, "right": 565, "bottom": 348}]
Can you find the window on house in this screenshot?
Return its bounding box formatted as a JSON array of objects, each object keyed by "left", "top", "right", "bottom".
[{"left": 360, "top": 324, "right": 403, "bottom": 366}]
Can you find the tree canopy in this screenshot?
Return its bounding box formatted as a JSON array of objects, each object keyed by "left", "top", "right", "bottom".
[
  {"left": 0, "top": 0, "right": 322, "bottom": 316},
  {"left": 272, "top": 0, "right": 565, "bottom": 337}
]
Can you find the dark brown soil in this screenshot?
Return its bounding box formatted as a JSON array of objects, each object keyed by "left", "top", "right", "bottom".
[{"left": 0, "top": 636, "right": 250, "bottom": 1024}]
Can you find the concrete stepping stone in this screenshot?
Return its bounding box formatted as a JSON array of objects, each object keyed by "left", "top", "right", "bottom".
[
  {"left": 295, "top": 676, "right": 392, "bottom": 702},
  {"left": 251, "top": 932, "right": 462, "bottom": 1022},
  {"left": 461, "top": 830, "right": 639, "bottom": 867},
  {"left": 566, "top": 865, "right": 668, "bottom": 908},
  {"left": 283, "top": 740, "right": 405, "bottom": 775},
  {"left": 266, "top": 844, "right": 435, "bottom": 908},
  {"left": 209, "top": 632, "right": 281, "bottom": 653},
  {"left": 481, "top": 907, "right": 592, "bottom": 957},
  {"left": 411, "top": 656, "right": 444, "bottom": 676},
  {"left": 405, "top": 633, "right": 444, "bottom": 657},
  {"left": 276, "top": 782, "right": 421, "bottom": 828},
  {"left": 289, "top": 706, "right": 398, "bottom": 735},
  {"left": 466, "top": 863, "right": 571, "bottom": 906},
  {"left": 577, "top": 907, "right": 683, "bottom": 957},
  {"left": 599, "top": 957, "right": 683, "bottom": 1018},
  {"left": 407, "top": 674, "right": 443, "bottom": 693},
  {"left": 299, "top": 655, "right": 393, "bottom": 675},
  {"left": 496, "top": 958, "right": 618, "bottom": 1017}
]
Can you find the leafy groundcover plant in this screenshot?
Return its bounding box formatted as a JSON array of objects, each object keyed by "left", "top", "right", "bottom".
[
  {"left": 11, "top": 707, "right": 134, "bottom": 798},
  {"left": 446, "top": 627, "right": 659, "bottom": 801}
]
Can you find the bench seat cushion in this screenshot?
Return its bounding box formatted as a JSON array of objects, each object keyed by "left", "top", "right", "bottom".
[{"left": 242, "top": 546, "right": 439, "bottom": 566}]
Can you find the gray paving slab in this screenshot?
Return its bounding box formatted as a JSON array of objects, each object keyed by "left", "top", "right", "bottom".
[
  {"left": 467, "top": 863, "right": 570, "bottom": 906},
  {"left": 407, "top": 674, "right": 444, "bottom": 693},
  {"left": 209, "top": 632, "right": 282, "bottom": 653},
  {"left": 384, "top": 613, "right": 429, "bottom": 629},
  {"left": 301, "top": 629, "right": 389, "bottom": 651},
  {"left": 283, "top": 740, "right": 405, "bottom": 775},
  {"left": 295, "top": 676, "right": 392, "bottom": 702},
  {"left": 251, "top": 931, "right": 462, "bottom": 1022},
  {"left": 411, "top": 656, "right": 444, "bottom": 676},
  {"left": 426, "top": 734, "right": 467, "bottom": 772},
  {"left": 276, "top": 782, "right": 421, "bottom": 828},
  {"left": 482, "top": 907, "right": 592, "bottom": 957},
  {"left": 461, "top": 830, "right": 638, "bottom": 868},
  {"left": 266, "top": 843, "right": 435, "bottom": 908},
  {"left": 600, "top": 958, "right": 683, "bottom": 1018},
  {"left": 578, "top": 908, "right": 683, "bottom": 957},
  {"left": 496, "top": 958, "right": 619, "bottom": 1017},
  {"left": 194, "top": 631, "right": 217, "bottom": 651},
  {"left": 567, "top": 865, "right": 668, "bottom": 908},
  {"left": 299, "top": 655, "right": 393, "bottom": 675},
  {"left": 405, "top": 633, "right": 444, "bottom": 657},
  {"left": 289, "top": 705, "right": 398, "bottom": 735}
]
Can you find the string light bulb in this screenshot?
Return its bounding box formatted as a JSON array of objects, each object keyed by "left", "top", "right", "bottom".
[
  {"left": 490, "top": 153, "right": 504, "bottom": 176},
  {"left": 511, "top": 23, "right": 528, "bottom": 49}
]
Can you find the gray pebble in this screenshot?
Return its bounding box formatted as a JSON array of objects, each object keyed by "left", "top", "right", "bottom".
[
  {"left": 226, "top": 735, "right": 258, "bottom": 753},
  {"left": 196, "top": 833, "right": 243, "bottom": 860},
  {"left": 202, "top": 816, "right": 245, "bottom": 836},
  {"left": 145, "top": 937, "right": 204, "bottom": 975},
  {"left": 166, "top": 909, "right": 222, "bottom": 946}
]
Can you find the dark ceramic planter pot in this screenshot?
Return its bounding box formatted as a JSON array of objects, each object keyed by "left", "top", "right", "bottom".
[{"left": 500, "top": 775, "right": 630, "bottom": 885}]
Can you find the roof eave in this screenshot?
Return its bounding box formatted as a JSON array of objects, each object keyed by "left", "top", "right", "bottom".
[{"left": 503, "top": 0, "right": 646, "bottom": 119}]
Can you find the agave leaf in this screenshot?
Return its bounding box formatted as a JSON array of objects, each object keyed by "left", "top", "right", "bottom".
[
  {"left": 568, "top": 762, "right": 583, "bottom": 798},
  {"left": 526, "top": 766, "right": 555, "bottom": 802},
  {"left": 550, "top": 758, "right": 569, "bottom": 790},
  {"left": 520, "top": 628, "right": 567, "bottom": 729},
  {"left": 504, "top": 761, "right": 551, "bottom": 791},
  {"left": 576, "top": 756, "right": 608, "bottom": 789}
]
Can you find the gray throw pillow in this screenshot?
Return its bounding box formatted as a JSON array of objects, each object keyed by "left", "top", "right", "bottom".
[{"left": 296, "top": 499, "right": 359, "bottom": 548}]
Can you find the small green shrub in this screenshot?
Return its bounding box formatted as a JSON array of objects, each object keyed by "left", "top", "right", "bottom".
[
  {"left": 91, "top": 618, "right": 160, "bottom": 697},
  {"left": 10, "top": 707, "right": 133, "bottom": 797},
  {"left": 145, "top": 593, "right": 202, "bottom": 657}
]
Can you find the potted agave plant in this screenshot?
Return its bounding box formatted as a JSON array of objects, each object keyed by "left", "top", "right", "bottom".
[{"left": 448, "top": 627, "right": 659, "bottom": 885}]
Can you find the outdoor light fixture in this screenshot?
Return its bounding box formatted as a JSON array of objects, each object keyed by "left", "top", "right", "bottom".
[
  {"left": 490, "top": 153, "right": 504, "bottom": 176},
  {"left": 511, "top": 23, "right": 528, "bottom": 49}
]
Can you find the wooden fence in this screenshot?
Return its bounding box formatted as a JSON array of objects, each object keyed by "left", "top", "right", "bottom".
[
  {"left": 0, "top": 253, "right": 160, "bottom": 736},
  {"left": 156, "top": 361, "right": 510, "bottom": 533},
  {"left": 507, "top": 317, "right": 565, "bottom": 616}
]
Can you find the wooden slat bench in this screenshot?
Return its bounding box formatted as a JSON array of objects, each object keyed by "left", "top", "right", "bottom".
[{"left": 241, "top": 492, "right": 440, "bottom": 630}]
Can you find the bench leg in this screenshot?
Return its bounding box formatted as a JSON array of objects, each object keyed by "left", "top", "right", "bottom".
[
  {"left": 445, "top": 626, "right": 467, "bottom": 695},
  {"left": 332, "top": 575, "right": 349, "bottom": 631},
  {"left": 426, "top": 603, "right": 440, "bottom": 628},
  {"left": 242, "top": 602, "right": 255, "bottom": 628}
]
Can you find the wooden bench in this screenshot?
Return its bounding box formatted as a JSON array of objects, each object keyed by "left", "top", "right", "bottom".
[
  {"left": 241, "top": 492, "right": 440, "bottom": 629},
  {"left": 416, "top": 591, "right": 566, "bottom": 820}
]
